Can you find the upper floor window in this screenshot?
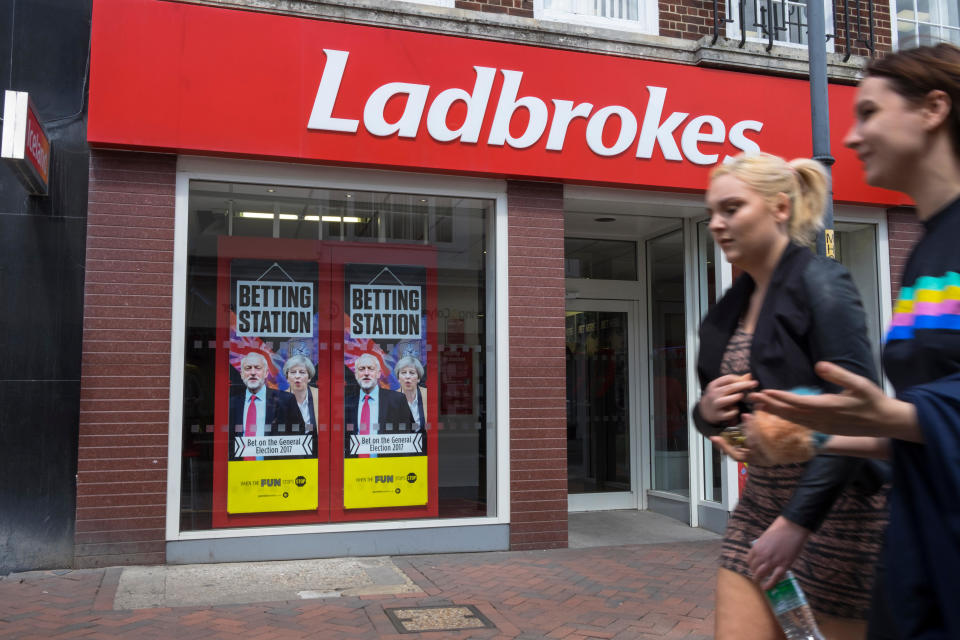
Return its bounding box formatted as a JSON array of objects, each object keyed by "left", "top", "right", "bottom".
[
  {"left": 535, "top": 0, "right": 658, "bottom": 35},
  {"left": 727, "top": 0, "right": 835, "bottom": 49},
  {"left": 894, "top": 0, "right": 960, "bottom": 47}
]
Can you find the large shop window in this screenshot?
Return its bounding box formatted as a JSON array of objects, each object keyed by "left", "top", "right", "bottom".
[
  {"left": 181, "top": 180, "right": 494, "bottom": 531},
  {"left": 648, "top": 226, "right": 689, "bottom": 497}
]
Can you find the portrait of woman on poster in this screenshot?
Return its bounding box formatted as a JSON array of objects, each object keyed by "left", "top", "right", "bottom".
[
  {"left": 283, "top": 354, "right": 318, "bottom": 431},
  {"left": 394, "top": 355, "right": 427, "bottom": 431},
  {"left": 695, "top": 151, "right": 889, "bottom": 640},
  {"left": 748, "top": 43, "right": 960, "bottom": 640}
]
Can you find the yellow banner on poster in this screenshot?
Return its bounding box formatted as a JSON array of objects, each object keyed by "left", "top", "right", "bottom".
[
  {"left": 344, "top": 456, "right": 428, "bottom": 509},
  {"left": 227, "top": 459, "right": 318, "bottom": 513}
]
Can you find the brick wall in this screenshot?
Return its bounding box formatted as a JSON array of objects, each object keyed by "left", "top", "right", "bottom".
[
  {"left": 455, "top": 0, "right": 533, "bottom": 18},
  {"left": 75, "top": 151, "right": 176, "bottom": 568},
  {"left": 835, "top": 0, "right": 893, "bottom": 58},
  {"left": 887, "top": 206, "right": 922, "bottom": 302},
  {"left": 507, "top": 181, "right": 568, "bottom": 551},
  {"left": 661, "top": 0, "right": 718, "bottom": 41}
]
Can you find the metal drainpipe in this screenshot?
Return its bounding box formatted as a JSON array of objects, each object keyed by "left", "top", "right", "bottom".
[{"left": 807, "top": 0, "right": 836, "bottom": 259}]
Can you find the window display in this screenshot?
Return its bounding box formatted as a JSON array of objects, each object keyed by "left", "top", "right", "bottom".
[{"left": 181, "top": 179, "right": 493, "bottom": 531}]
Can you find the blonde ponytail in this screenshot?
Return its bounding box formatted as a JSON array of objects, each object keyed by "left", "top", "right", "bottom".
[
  {"left": 787, "top": 158, "right": 828, "bottom": 247},
  {"left": 711, "top": 152, "right": 829, "bottom": 248}
]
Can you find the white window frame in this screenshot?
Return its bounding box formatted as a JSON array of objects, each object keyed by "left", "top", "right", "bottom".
[
  {"left": 534, "top": 0, "right": 659, "bottom": 36},
  {"left": 891, "top": 0, "right": 901, "bottom": 49},
  {"left": 392, "top": 0, "right": 455, "bottom": 7},
  {"left": 890, "top": 0, "right": 960, "bottom": 50},
  {"left": 167, "top": 156, "right": 509, "bottom": 542},
  {"left": 725, "top": 0, "right": 836, "bottom": 51},
  {"left": 834, "top": 205, "right": 893, "bottom": 394}
]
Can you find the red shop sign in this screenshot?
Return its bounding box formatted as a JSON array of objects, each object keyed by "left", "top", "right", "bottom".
[
  {"left": 2, "top": 90, "right": 50, "bottom": 195},
  {"left": 88, "top": 0, "right": 905, "bottom": 206}
]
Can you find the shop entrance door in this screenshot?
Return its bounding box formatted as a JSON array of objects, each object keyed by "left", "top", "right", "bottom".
[{"left": 565, "top": 299, "right": 638, "bottom": 511}]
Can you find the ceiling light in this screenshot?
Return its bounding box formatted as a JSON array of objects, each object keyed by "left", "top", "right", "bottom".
[
  {"left": 345, "top": 194, "right": 353, "bottom": 198},
  {"left": 304, "top": 215, "right": 320, "bottom": 222},
  {"left": 239, "top": 212, "right": 299, "bottom": 219},
  {"left": 266, "top": 188, "right": 276, "bottom": 193},
  {"left": 321, "top": 215, "right": 367, "bottom": 223}
]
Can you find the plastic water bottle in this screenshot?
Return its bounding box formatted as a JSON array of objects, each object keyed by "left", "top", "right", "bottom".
[{"left": 764, "top": 571, "right": 826, "bottom": 640}]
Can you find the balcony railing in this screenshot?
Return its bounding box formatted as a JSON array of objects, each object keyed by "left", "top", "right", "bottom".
[{"left": 712, "top": 0, "right": 876, "bottom": 60}]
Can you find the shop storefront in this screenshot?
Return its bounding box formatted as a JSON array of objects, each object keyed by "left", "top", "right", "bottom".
[{"left": 80, "top": 0, "right": 906, "bottom": 566}]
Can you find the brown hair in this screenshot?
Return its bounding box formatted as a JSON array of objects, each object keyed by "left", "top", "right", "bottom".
[
  {"left": 865, "top": 43, "right": 960, "bottom": 157},
  {"left": 710, "top": 152, "right": 829, "bottom": 247}
]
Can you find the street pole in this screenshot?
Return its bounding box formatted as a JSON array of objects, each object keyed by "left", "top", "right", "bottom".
[{"left": 807, "top": 0, "right": 836, "bottom": 259}]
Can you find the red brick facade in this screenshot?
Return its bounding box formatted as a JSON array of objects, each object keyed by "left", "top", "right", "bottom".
[
  {"left": 887, "top": 207, "right": 923, "bottom": 301},
  {"left": 507, "top": 181, "right": 568, "bottom": 551},
  {"left": 455, "top": 0, "right": 533, "bottom": 18},
  {"left": 661, "top": 0, "right": 717, "bottom": 40},
  {"left": 76, "top": 150, "right": 176, "bottom": 568}
]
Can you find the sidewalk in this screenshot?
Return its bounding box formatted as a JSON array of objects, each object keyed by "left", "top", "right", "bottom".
[{"left": 0, "top": 540, "right": 720, "bottom": 639}]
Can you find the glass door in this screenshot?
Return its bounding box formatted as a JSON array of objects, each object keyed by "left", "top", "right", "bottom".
[
  {"left": 565, "top": 299, "right": 638, "bottom": 511},
  {"left": 647, "top": 229, "right": 690, "bottom": 498}
]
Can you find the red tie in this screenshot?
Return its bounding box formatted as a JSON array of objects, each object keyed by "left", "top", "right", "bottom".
[
  {"left": 360, "top": 395, "right": 371, "bottom": 435},
  {"left": 243, "top": 396, "right": 257, "bottom": 461},
  {"left": 245, "top": 396, "right": 258, "bottom": 436},
  {"left": 359, "top": 395, "right": 370, "bottom": 459}
]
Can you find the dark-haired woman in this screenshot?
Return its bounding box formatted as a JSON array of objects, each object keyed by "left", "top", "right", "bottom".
[
  {"left": 697, "top": 152, "right": 888, "bottom": 640},
  {"left": 752, "top": 43, "right": 960, "bottom": 639}
]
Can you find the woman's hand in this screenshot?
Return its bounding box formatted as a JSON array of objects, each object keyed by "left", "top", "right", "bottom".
[
  {"left": 699, "top": 373, "right": 758, "bottom": 423},
  {"left": 748, "top": 516, "right": 811, "bottom": 590},
  {"left": 749, "top": 362, "right": 921, "bottom": 442}
]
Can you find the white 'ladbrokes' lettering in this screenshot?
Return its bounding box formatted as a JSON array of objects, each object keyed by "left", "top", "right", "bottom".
[{"left": 307, "top": 49, "right": 764, "bottom": 165}]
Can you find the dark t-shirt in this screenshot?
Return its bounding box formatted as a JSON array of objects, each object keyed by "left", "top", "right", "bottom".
[
  {"left": 882, "top": 195, "right": 960, "bottom": 394},
  {"left": 877, "top": 195, "right": 960, "bottom": 639}
]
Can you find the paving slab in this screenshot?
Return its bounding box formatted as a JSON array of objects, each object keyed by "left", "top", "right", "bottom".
[
  {"left": 114, "top": 556, "right": 421, "bottom": 609},
  {"left": 568, "top": 510, "right": 720, "bottom": 548}
]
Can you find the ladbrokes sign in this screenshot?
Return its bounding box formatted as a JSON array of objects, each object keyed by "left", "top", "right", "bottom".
[
  {"left": 308, "top": 49, "right": 762, "bottom": 166},
  {"left": 88, "top": 0, "right": 902, "bottom": 205}
]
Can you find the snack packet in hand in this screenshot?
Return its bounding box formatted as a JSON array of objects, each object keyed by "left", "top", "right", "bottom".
[
  {"left": 749, "top": 386, "right": 823, "bottom": 464},
  {"left": 721, "top": 425, "right": 747, "bottom": 447},
  {"left": 749, "top": 410, "right": 816, "bottom": 464}
]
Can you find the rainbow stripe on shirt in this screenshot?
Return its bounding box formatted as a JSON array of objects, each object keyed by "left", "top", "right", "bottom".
[{"left": 887, "top": 271, "right": 960, "bottom": 341}]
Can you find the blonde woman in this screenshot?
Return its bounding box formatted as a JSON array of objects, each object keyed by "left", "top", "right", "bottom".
[{"left": 696, "top": 152, "right": 889, "bottom": 639}]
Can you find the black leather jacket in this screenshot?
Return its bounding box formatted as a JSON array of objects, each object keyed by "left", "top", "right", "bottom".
[{"left": 693, "top": 242, "right": 890, "bottom": 531}]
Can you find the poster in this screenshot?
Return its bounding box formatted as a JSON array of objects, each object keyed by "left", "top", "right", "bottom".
[
  {"left": 342, "top": 264, "right": 429, "bottom": 509},
  {"left": 226, "top": 259, "right": 320, "bottom": 514}
]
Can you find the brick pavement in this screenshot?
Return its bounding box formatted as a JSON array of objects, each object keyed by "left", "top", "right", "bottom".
[{"left": 0, "top": 540, "right": 720, "bottom": 639}]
